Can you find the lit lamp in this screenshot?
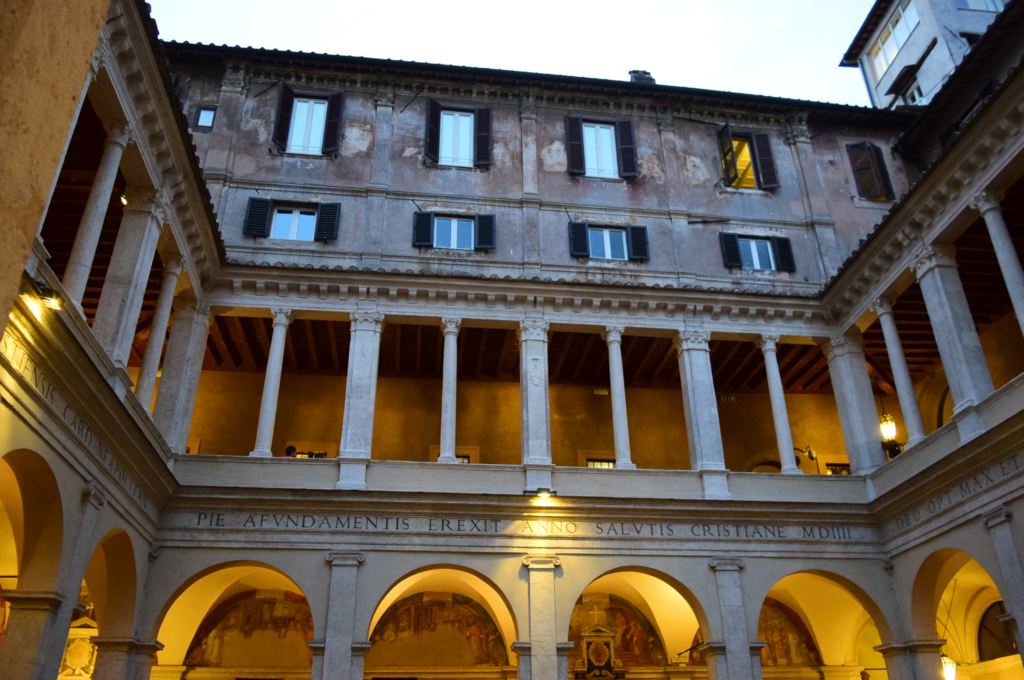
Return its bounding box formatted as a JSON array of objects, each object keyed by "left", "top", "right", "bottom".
[
  {"left": 941, "top": 654, "right": 956, "bottom": 680},
  {"left": 880, "top": 412, "right": 902, "bottom": 459},
  {"left": 26, "top": 277, "right": 61, "bottom": 311}
]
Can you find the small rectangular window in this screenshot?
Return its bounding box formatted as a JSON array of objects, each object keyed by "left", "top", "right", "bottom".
[
  {"left": 825, "top": 463, "right": 851, "bottom": 476},
  {"left": 739, "top": 238, "right": 775, "bottom": 270},
  {"left": 582, "top": 123, "right": 618, "bottom": 178},
  {"left": 271, "top": 208, "right": 317, "bottom": 241},
  {"left": 455, "top": 455, "right": 471, "bottom": 464},
  {"left": 434, "top": 217, "right": 475, "bottom": 250},
  {"left": 196, "top": 107, "right": 216, "bottom": 128},
  {"left": 904, "top": 80, "right": 924, "bottom": 105},
  {"left": 588, "top": 227, "right": 628, "bottom": 261},
  {"left": 955, "top": 0, "right": 1004, "bottom": 10},
  {"left": 439, "top": 111, "right": 474, "bottom": 167},
  {"left": 286, "top": 98, "right": 328, "bottom": 154},
  {"left": 587, "top": 459, "right": 615, "bottom": 469}
]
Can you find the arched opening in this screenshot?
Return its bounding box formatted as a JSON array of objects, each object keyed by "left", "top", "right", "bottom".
[
  {"left": 365, "top": 566, "right": 518, "bottom": 674},
  {"left": 568, "top": 568, "right": 710, "bottom": 674},
  {"left": 912, "top": 549, "right": 1023, "bottom": 678},
  {"left": 755, "top": 571, "right": 893, "bottom": 680},
  {"left": 154, "top": 562, "right": 314, "bottom": 674}
]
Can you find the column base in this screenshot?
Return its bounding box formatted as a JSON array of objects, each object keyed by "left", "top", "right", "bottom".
[
  {"left": 436, "top": 454, "right": 460, "bottom": 464},
  {"left": 782, "top": 466, "right": 804, "bottom": 475},
  {"left": 951, "top": 405, "right": 986, "bottom": 444},
  {"left": 249, "top": 449, "right": 273, "bottom": 458},
  {"left": 336, "top": 458, "right": 368, "bottom": 490},
  {"left": 700, "top": 469, "right": 732, "bottom": 500},
  {"left": 616, "top": 460, "right": 637, "bottom": 470}
]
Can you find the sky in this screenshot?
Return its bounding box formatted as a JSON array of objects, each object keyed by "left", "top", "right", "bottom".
[{"left": 148, "top": 0, "right": 876, "bottom": 107}]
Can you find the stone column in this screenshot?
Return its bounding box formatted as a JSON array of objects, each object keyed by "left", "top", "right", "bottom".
[
  {"left": 350, "top": 642, "right": 372, "bottom": 680},
  {"left": 337, "top": 311, "right": 384, "bottom": 490},
  {"left": 519, "top": 320, "right": 553, "bottom": 491},
  {"left": 698, "top": 641, "right": 729, "bottom": 680},
  {"left": 874, "top": 642, "right": 943, "bottom": 680},
  {"left": 91, "top": 189, "right": 164, "bottom": 370},
  {"left": 674, "top": 328, "right": 730, "bottom": 500},
  {"left": 63, "top": 124, "right": 132, "bottom": 307},
  {"left": 757, "top": 335, "right": 801, "bottom": 474},
  {"left": 982, "top": 505, "right": 1024, "bottom": 664},
  {"left": 602, "top": 325, "right": 635, "bottom": 469},
  {"left": 134, "top": 257, "right": 183, "bottom": 412},
  {"left": 438, "top": 317, "right": 461, "bottom": 463},
  {"left": 250, "top": 309, "right": 292, "bottom": 457},
  {"left": 152, "top": 300, "right": 211, "bottom": 455},
  {"left": 973, "top": 191, "right": 1024, "bottom": 339},
  {"left": 124, "top": 640, "right": 162, "bottom": 680},
  {"left": 556, "top": 642, "right": 575, "bottom": 680},
  {"left": 912, "top": 245, "right": 994, "bottom": 442},
  {"left": 91, "top": 637, "right": 137, "bottom": 680},
  {"left": 870, "top": 298, "right": 927, "bottom": 448},
  {"left": 709, "top": 558, "right": 754, "bottom": 680},
  {"left": 822, "top": 330, "right": 887, "bottom": 475},
  {"left": 523, "top": 555, "right": 559, "bottom": 680},
  {"left": 512, "top": 642, "right": 532, "bottom": 680},
  {"left": 322, "top": 552, "right": 363, "bottom": 680},
  {"left": 307, "top": 642, "right": 325, "bottom": 680}
]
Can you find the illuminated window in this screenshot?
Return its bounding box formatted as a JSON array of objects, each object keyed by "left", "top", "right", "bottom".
[
  {"left": 868, "top": 0, "right": 921, "bottom": 80},
  {"left": 272, "top": 208, "right": 317, "bottom": 241},
  {"left": 456, "top": 456, "right": 471, "bottom": 464},
  {"left": 587, "top": 459, "right": 615, "bottom": 469},
  {"left": 718, "top": 124, "right": 779, "bottom": 190},
  {"left": 440, "top": 110, "right": 474, "bottom": 167},
  {"left": 825, "top": 463, "right": 851, "bottom": 475},
  {"left": 286, "top": 97, "right": 328, "bottom": 154},
  {"left": 978, "top": 601, "right": 1017, "bottom": 661}
]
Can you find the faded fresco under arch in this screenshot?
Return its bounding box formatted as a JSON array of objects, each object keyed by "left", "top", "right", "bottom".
[
  {"left": 567, "top": 592, "right": 668, "bottom": 667},
  {"left": 689, "top": 598, "right": 821, "bottom": 667}
]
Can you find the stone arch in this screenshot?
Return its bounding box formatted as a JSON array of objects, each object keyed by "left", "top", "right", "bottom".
[
  {"left": 152, "top": 560, "right": 313, "bottom": 667},
  {"left": 0, "top": 449, "right": 64, "bottom": 591},
  {"left": 82, "top": 529, "right": 137, "bottom": 638}
]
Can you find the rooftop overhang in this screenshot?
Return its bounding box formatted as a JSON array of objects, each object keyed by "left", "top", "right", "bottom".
[{"left": 841, "top": 0, "right": 896, "bottom": 67}]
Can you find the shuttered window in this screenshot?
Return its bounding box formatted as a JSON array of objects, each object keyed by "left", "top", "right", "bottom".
[
  {"left": 566, "top": 116, "right": 638, "bottom": 179},
  {"left": 243, "top": 198, "right": 340, "bottom": 242},
  {"left": 720, "top": 233, "right": 796, "bottom": 272},
  {"left": 424, "top": 98, "right": 491, "bottom": 168},
  {"left": 271, "top": 84, "right": 344, "bottom": 155},
  {"left": 718, "top": 123, "right": 780, "bottom": 190},
  {"left": 568, "top": 222, "right": 649, "bottom": 261},
  {"left": 413, "top": 212, "right": 496, "bottom": 251},
  {"left": 847, "top": 142, "right": 895, "bottom": 201}
]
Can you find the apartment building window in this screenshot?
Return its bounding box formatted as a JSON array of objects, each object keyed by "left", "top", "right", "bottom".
[
  {"left": 868, "top": 0, "right": 920, "bottom": 80},
  {"left": 242, "top": 197, "right": 341, "bottom": 241},
  {"left": 424, "top": 99, "right": 492, "bottom": 167},
  {"left": 718, "top": 124, "right": 780, "bottom": 190},
  {"left": 195, "top": 106, "right": 216, "bottom": 129},
  {"left": 904, "top": 80, "right": 925, "bottom": 105},
  {"left": 955, "top": 0, "right": 1004, "bottom": 10},
  {"left": 271, "top": 84, "right": 344, "bottom": 156},
  {"left": 568, "top": 222, "right": 649, "bottom": 261},
  {"left": 565, "top": 116, "right": 638, "bottom": 179},
  {"left": 719, "top": 233, "right": 796, "bottom": 272},
  {"left": 413, "top": 212, "right": 496, "bottom": 250},
  {"left": 847, "top": 142, "right": 895, "bottom": 201},
  {"left": 587, "top": 460, "right": 615, "bottom": 469}
]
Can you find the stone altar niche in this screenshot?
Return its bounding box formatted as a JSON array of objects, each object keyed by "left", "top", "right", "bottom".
[
  {"left": 689, "top": 598, "right": 821, "bottom": 668},
  {"left": 568, "top": 592, "right": 668, "bottom": 670},
  {"left": 573, "top": 622, "right": 626, "bottom": 679}
]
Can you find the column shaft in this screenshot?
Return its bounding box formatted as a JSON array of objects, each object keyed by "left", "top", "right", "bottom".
[
  {"left": 710, "top": 558, "right": 755, "bottom": 680},
  {"left": 134, "top": 258, "right": 182, "bottom": 412},
  {"left": 438, "top": 318, "right": 461, "bottom": 463},
  {"left": 152, "top": 301, "right": 211, "bottom": 455},
  {"left": 250, "top": 309, "right": 292, "bottom": 457},
  {"left": 519, "top": 320, "right": 552, "bottom": 491},
  {"left": 523, "top": 555, "right": 559, "bottom": 680},
  {"left": 872, "top": 300, "right": 927, "bottom": 448},
  {"left": 63, "top": 126, "right": 131, "bottom": 305},
  {"left": 322, "top": 553, "right": 363, "bottom": 680},
  {"left": 758, "top": 336, "right": 800, "bottom": 474},
  {"left": 0, "top": 593, "right": 65, "bottom": 680},
  {"left": 983, "top": 506, "right": 1024, "bottom": 665},
  {"left": 823, "top": 330, "right": 887, "bottom": 475},
  {"left": 603, "top": 326, "right": 635, "bottom": 469},
  {"left": 337, "top": 311, "right": 384, "bottom": 489},
  {"left": 974, "top": 193, "right": 1024, "bottom": 339}
]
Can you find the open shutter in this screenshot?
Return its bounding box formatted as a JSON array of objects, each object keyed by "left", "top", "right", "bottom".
[
  {"left": 626, "top": 225, "right": 649, "bottom": 260},
  {"left": 615, "top": 120, "right": 638, "bottom": 178},
  {"left": 718, "top": 123, "right": 739, "bottom": 187},
  {"left": 751, "top": 134, "right": 780, "bottom": 189},
  {"left": 413, "top": 211, "right": 434, "bottom": 247},
  {"left": 847, "top": 142, "right": 883, "bottom": 199},
  {"left": 565, "top": 115, "right": 585, "bottom": 175},
  {"left": 719, "top": 233, "right": 742, "bottom": 268},
  {"left": 475, "top": 214, "right": 496, "bottom": 249},
  {"left": 569, "top": 222, "right": 590, "bottom": 257},
  {"left": 424, "top": 98, "right": 442, "bottom": 163},
  {"left": 314, "top": 203, "right": 341, "bottom": 241},
  {"left": 869, "top": 143, "right": 895, "bottom": 200},
  {"left": 243, "top": 197, "right": 273, "bottom": 237},
  {"left": 771, "top": 236, "right": 796, "bottom": 272},
  {"left": 271, "top": 83, "right": 295, "bottom": 151},
  {"left": 321, "top": 93, "right": 345, "bottom": 155},
  {"left": 474, "top": 107, "right": 492, "bottom": 167}
]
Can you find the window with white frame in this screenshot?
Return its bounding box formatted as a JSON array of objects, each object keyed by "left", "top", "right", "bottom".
[
  {"left": 582, "top": 123, "right": 618, "bottom": 178},
  {"left": 196, "top": 107, "right": 216, "bottom": 128},
  {"left": 271, "top": 208, "right": 317, "bottom": 241},
  {"left": 434, "top": 216, "right": 475, "bottom": 250},
  {"left": 955, "top": 0, "right": 1004, "bottom": 10},
  {"left": 868, "top": 0, "right": 920, "bottom": 81},
  {"left": 440, "top": 111, "right": 474, "bottom": 166},
  {"left": 588, "top": 227, "right": 628, "bottom": 261},
  {"left": 286, "top": 98, "right": 328, "bottom": 154},
  {"left": 739, "top": 238, "right": 775, "bottom": 270},
  {"left": 904, "top": 80, "right": 924, "bottom": 105}
]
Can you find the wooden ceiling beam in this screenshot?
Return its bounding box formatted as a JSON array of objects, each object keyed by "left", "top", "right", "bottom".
[
  {"left": 304, "top": 320, "right": 319, "bottom": 372},
  {"left": 328, "top": 321, "right": 340, "bottom": 373},
  {"left": 571, "top": 335, "right": 597, "bottom": 382},
  {"left": 552, "top": 332, "right": 576, "bottom": 380}
]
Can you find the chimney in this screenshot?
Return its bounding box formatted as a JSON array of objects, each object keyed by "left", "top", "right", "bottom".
[{"left": 629, "top": 70, "right": 655, "bottom": 84}]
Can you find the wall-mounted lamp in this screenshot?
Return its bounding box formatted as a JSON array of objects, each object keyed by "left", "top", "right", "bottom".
[
  {"left": 941, "top": 654, "right": 956, "bottom": 680},
  {"left": 795, "top": 446, "right": 820, "bottom": 475},
  {"left": 879, "top": 395, "right": 903, "bottom": 459},
  {"left": 120, "top": 194, "right": 128, "bottom": 206},
  {"left": 27, "top": 277, "right": 61, "bottom": 311},
  {"left": 535, "top": 488, "right": 554, "bottom": 498}
]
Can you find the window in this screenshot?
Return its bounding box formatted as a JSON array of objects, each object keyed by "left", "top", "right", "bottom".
[
  {"left": 271, "top": 84, "right": 344, "bottom": 155},
  {"left": 868, "top": 0, "right": 921, "bottom": 80},
  {"left": 455, "top": 455, "right": 471, "bottom": 464},
  {"left": 242, "top": 197, "right": 341, "bottom": 241},
  {"left": 434, "top": 217, "right": 475, "bottom": 250},
  {"left": 439, "top": 111, "right": 475, "bottom": 166},
  {"left": 565, "top": 116, "right": 638, "bottom": 178},
  {"left": 568, "top": 222, "right": 650, "bottom": 261},
  {"left": 587, "top": 459, "right": 615, "bottom": 469},
  {"left": 719, "top": 233, "right": 796, "bottom": 272},
  {"left": 424, "top": 99, "right": 491, "bottom": 167},
  {"left": 412, "top": 212, "right": 496, "bottom": 250},
  {"left": 718, "top": 124, "right": 780, "bottom": 190},
  {"left": 739, "top": 238, "right": 775, "bottom": 270},
  {"left": 195, "top": 106, "right": 216, "bottom": 129},
  {"left": 847, "top": 142, "right": 895, "bottom": 201},
  {"left": 978, "top": 601, "right": 1018, "bottom": 661},
  {"left": 286, "top": 98, "right": 328, "bottom": 154},
  {"left": 904, "top": 80, "right": 925, "bottom": 105},
  {"left": 825, "top": 463, "right": 851, "bottom": 475},
  {"left": 956, "top": 0, "right": 1004, "bottom": 10},
  {"left": 272, "top": 208, "right": 317, "bottom": 241}
]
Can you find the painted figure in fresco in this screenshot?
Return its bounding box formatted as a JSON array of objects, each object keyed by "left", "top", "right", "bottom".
[
  {"left": 462, "top": 614, "right": 490, "bottom": 664},
  {"left": 624, "top": 619, "right": 652, "bottom": 665},
  {"left": 567, "top": 594, "right": 667, "bottom": 669}
]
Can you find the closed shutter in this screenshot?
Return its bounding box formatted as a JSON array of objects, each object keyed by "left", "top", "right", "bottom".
[
  {"left": 424, "top": 98, "right": 442, "bottom": 163},
  {"left": 771, "top": 236, "right": 796, "bottom": 272},
  {"left": 870, "top": 143, "right": 895, "bottom": 200},
  {"left": 243, "top": 197, "right": 273, "bottom": 237},
  {"left": 475, "top": 214, "right": 496, "bottom": 249},
  {"left": 565, "top": 115, "right": 585, "bottom": 175},
  {"left": 314, "top": 203, "right": 341, "bottom": 241},
  {"left": 569, "top": 222, "right": 590, "bottom": 257},
  {"left": 626, "top": 225, "right": 649, "bottom": 260},
  {"left": 474, "top": 107, "right": 492, "bottom": 167},
  {"left": 718, "top": 123, "right": 739, "bottom": 187},
  {"left": 847, "top": 142, "right": 884, "bottom": 199},
  {"left": 751, "top": 134, "right": 780, "bottom": 189},
  {"left": 321, "top": 93, "right": 345, "bottom": 155},
  {"left": 719, "top": 232, "right": 742, "bottom": 268},
  {"left": 616, "top": 120, "right": 638, "bottom": 178},
  {"left": 413, "top": 211, "right": 435, "bottom": 247},
  {"left": 271, "top": 83, "right": 296, "bottom": 151}
]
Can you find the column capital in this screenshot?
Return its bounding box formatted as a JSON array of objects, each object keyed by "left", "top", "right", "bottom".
[
  {"left": 270, "top": 308, "right": 292, "bottom": 327},
  {"left": 374, "top": 87, "right": 395, "bottom": 108},
  {"left": 104, "top": 123, "right": 133, "bottom": 148},
  {"left": 326, "top": 551, "right": 365, "bottom": 567},
  {"left": 870, "top": 297, "right": 895, "bottom": 317},
  {"left": 602, "top": 325, "right": 625, "bottom": 344},
  {"left": 441, "top": 317, "right": 462, "bottom": 336},
  {"left": 875, "top": 639, "right": 947, "bottom": 655},
  {"left": 121, "top": 187, "right": 163, "bottom": 218},
  {"left": 971, "top": 190, "right": 1004, "bottom": 215},
  {"left": 523, "top": 554, "right": 560, "bottom": 569},
  {"left": 91, "top": 637, "right": 141, "bottom": 653},
  {"left": 1, "top": 590, "right": 65, "bottom": 611},
  {"left": 81, "top": 480, "right": 107, "bottom": 509},
  {"left": 518, "top": 318, "right": 550, "bottom": 342},
  {"left": 351, "top": 641, "right": 373, "bottom": 656},
  {"left": 822, "top": 331, "right": 863, "bottom": 363},
  {"left": 709, "top": 557, "right": 744, "bottom": 571},
  {"left": 519, "top": 90, "right": 538, "bottom": 120},
  {"left": 131, "top": 640, "right": 165, "bottom": 658},
  {"left": 982, "top": 504, "right": 1012, "bottom": 528},
  {"left": 911, "top": 244, "right": 958, "bottom": 280},
  {"left": 163, "top": 256, "right": 184, "bottom": 277},
  {"left": 756, "top": 334, "right": 780, "bottom": 352},
  {"left": 657, "top": 110, "right": 675, "bottom": 132},
  {"left": 511, "top": 641, "right": 532, "bottom": 656},
  {"left": 307, "top": 640, "right": 326, "bottom": 657},
  {"left": 674, "top": 328, "right": 711, "bottom": 353},
  {"left": 696, "top": 641, "right": 728, "bottom": 658},
  {"left": 350, "top": 310, "right": 385, "bottom": 331}
]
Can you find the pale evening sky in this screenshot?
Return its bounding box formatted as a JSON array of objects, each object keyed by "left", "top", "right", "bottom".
[{"left": 147, "top": 0, "right": 876, "bottom": 107}]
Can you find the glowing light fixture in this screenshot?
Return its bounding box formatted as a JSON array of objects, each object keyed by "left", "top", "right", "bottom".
[
  {"left": 941, "top": 654, "right": 956, "bottom": 680},
  {"left": 22, "top": 278, "right": 62, "bottom": 320},
  {"left": 878, "top": 395, "right": 903, "bottom": 459},
  {"left": 536, "top": 489, "right": 552, "bottom": 498},
  {"left": 120, "top": 194, "right": 128, "bottom": 206}
]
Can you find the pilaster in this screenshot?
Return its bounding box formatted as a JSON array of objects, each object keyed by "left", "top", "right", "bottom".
[
  {"left": 523, "top": 555, "right": 560, "bottom": 680},
  {"left": 322, "top": 552, "right": 364, "bottom": 680},
  {"left": 519, "top": 320, "right": 552, "bottom": 490},
  {"left": 337, "top": 311, "right": 385, "bottom": 489},
  {"left": 982, "top": 505, "right": 1024, "bottom": 666},
  {"left": 709, "top": 558, "right": 754, "bottom": 680},
  {"left": 674, "top": 328, "right": 730, "bottom": 499}
]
